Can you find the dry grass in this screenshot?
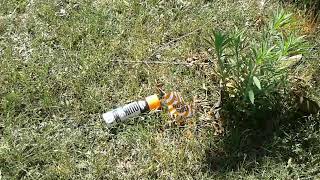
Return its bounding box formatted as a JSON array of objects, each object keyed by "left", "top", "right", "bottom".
[{"left": 1, "top": 0, "right": 320, "bottom": 179}]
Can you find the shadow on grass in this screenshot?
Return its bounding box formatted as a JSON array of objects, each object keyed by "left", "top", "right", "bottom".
[{"left": 203, "top": 102, "right": 320, "bottom": 175}]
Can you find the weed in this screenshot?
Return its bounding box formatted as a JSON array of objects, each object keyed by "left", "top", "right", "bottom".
[
  {"left": 206, "top": 9, "right": 309, "bottom": 127},
  {"left": 202, "top": 9, "right": 317, "bottom": 176}
]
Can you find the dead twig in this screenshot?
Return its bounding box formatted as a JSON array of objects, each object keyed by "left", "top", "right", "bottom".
[
  {"left": 147, "top": 20, "right": 211, "bottom": 59},
  {"left": 109, "top": 59, "right": 210, "bottom": 66}
]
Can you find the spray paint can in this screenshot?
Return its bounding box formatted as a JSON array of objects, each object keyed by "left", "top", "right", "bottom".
[{"left": 102, "top": 94, "right": 161, "bottom": 126}]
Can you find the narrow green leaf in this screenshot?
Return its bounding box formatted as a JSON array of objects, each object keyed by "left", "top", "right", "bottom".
[
  {"left": 248, "top": 90, "right": 255, "bottom": 104},
  {"left": 204, "top": 38, "right": 213, "bottom": 47},
  {"left": 253, "top": 76, "right": 261, "bottom": 90}
]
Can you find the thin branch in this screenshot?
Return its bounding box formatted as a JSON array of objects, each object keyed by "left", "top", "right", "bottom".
[
  {"left": 147, "top": 20, "right": 211, "bottom": 59},
  {"left": 109, "top": 20, "right": 214, "bottom": 67},
  {"left": 109, "top": 59, "right": 210, "bottom": 66}
]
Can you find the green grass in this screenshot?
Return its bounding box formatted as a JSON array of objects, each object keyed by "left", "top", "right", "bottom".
[{"left": 1, "top": 0, "right": 320, "bottom": 179}]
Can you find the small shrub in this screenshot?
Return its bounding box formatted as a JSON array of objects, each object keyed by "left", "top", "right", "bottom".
[{"left": 206, "top": 9, "right": 310, "bottom": 129}]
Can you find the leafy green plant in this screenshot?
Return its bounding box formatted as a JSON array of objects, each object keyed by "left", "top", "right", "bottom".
[{"left": 206, "top": 9, "right": 309, "bottom": 125}]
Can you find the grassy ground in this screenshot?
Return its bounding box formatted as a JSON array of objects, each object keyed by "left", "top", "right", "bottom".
[{"left": 1, "top": 0, "right": 320, "bottom": 179}]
